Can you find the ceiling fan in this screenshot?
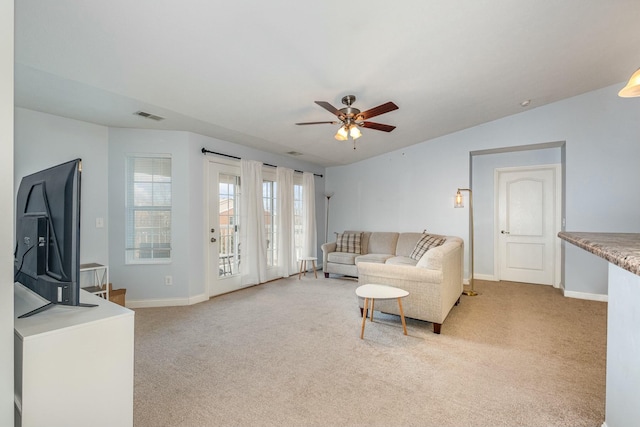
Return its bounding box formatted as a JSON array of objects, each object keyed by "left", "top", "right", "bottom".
[{"left": 296, "top": 95, "right": 398, "bottom": 149}]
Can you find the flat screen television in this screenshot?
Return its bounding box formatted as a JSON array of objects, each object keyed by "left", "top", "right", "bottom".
[{"left": 14, "top": 159, "right": 95, "bottom": 318}]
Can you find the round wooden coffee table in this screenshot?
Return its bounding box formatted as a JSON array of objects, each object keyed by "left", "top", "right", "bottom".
[{"left": 355, "top": 284, "right": 409, "bottom": 339}]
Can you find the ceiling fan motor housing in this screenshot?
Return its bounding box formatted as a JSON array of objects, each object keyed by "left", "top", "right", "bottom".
[{"left": 340, "top": 95, "right": 361, "bottom": 122}]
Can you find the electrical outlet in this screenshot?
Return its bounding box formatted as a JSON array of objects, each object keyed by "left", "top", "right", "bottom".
[{"left": 165, "top": 275, "right": 173, "bottom": 286}]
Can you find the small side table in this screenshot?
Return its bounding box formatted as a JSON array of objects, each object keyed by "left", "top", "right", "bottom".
[
  {"left": 298, "top": 257, "right": 318, "bottom": 279},
  {"left": 355, "top": 284, "right": 409, "bottom": 339},
  {"left": 80, "top": 263, "right": 109, "bottom": 300}
]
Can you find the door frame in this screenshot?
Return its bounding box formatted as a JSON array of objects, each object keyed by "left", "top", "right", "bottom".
[{"left": 493, "top": 164, "right": 562, "bottom": 287}]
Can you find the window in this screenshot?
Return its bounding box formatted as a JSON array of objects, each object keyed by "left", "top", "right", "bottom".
[
  {"left": 126, "top": 155, "right": 172, "bottom": 263},
  {"left": 219, "top": 173, "right": 240, "bottom": 276}
]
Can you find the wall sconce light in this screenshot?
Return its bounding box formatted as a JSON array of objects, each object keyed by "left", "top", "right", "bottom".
[
  {"left": 619, "top": 68, "right": 640, "bottom": 98},
  {"left": 455, "top": 188, "right": 477, "bottom": 296},
  {"left": 454, "top": 190, "right": 464, "bottom": 208}
]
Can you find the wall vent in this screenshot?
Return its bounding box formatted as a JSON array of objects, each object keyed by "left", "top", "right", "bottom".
[{"left": 134, "top": 111, "right": 165, "bottom": 121}]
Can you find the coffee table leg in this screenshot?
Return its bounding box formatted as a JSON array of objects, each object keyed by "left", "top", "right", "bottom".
[
  {"left": 397, "top": 298, "right": 407, "bottom": 335},
  {"left": 298, "top": 260, "right": 303, "bottom": 279},
  {"left": 312, "top": 260, "right": 317, "bottom": 278},
  {"left": 360, "top": 297, "right": 369, "bottom": 339},
  {"left": 370, "top": 299, "right": 374, "bottom": 322}
]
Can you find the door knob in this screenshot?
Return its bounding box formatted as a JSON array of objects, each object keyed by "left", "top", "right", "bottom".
[{"left": 501, "top": 230, "right": 510, "bottom": 234}]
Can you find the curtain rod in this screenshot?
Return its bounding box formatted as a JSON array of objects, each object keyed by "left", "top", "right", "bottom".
[{"left": 201, "top": 148, "right": 323, "bottom": 178}]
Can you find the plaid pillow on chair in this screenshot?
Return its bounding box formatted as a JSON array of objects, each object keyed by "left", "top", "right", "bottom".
[
  {"left": 410, "top": 234, "right": 445, "bottom": 260},
  {"left": 335, "top": 233, "right": 362, "bottom": 254}
]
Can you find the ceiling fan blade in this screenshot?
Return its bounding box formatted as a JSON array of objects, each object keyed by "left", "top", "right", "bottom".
[
  {"left": 295, "top": 121, "right": 339, "bottom": 125},
  {"left": 358, "top": 102, "right": 399, "bottom": 120},
  {"left": 314, "top": 101, "right": 345, "bottom": 119},
  {"left": 361, "top": 121, "right": 396, "bottom": 132}
]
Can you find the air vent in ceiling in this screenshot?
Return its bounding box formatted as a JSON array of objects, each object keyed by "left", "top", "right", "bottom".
[
  {"left": 134, "top": 111, "right": 165, "bottom": 121},
  {"left": 286, "top": 151, "right": 303, "bottom": 156}
]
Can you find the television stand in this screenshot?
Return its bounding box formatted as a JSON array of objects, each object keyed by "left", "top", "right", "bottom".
[
  {"left": 14, "top": 282, "right": 134, "bottom": 427},
  {"left": 17, "top": 301, "right": 98, "bottom": 319}
]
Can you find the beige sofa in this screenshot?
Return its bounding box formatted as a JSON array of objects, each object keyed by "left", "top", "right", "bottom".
[{"left": 321, "top": 231, "right": 463, "bottom": 334}]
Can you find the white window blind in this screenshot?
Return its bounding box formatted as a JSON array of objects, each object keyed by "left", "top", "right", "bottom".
[{"left": 125, "top": 155, "right": 172, "bottom": 263}]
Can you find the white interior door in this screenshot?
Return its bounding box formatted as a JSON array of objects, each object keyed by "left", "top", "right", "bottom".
[
  {"left": 496, "top": 165, "right": 560, "bottom": 286},
  {"left": 208, "top": 161, "right": 242, "bottom": 297}
]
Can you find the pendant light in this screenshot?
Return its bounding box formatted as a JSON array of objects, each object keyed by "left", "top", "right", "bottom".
[{"left": 619, "top": 68, "right": 640, "bottom": 98}]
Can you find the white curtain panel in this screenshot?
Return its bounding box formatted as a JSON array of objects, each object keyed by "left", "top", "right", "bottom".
[
  {"left": 276, "top": 167, "right": 296, "bottom": 277},
  {"left": 240, "top": 159, "right": 268, "bottom": 286},
  {"left": 302, "top": 172, "right": 317, "bottom": 258}
]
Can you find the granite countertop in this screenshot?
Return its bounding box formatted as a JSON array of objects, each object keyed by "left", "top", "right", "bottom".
[{"left": 558, "top": 232, "right": 640, "bottom": 276}]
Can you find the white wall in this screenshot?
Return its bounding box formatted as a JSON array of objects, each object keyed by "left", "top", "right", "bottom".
[
  {"left": 1, "top": 0, "right": 13, "bottom": 424},
  {"left": 326, "top": 83, "right": 640, "bottom": 297},
  {"left": 14, "top": 108, "right": 110, "bottom": 268},
  {"left": 108, "top": 129, "right": 196, "bottom": 305},
  {"left": 108, "top": 128, "right": 325, "bottom": 305}
]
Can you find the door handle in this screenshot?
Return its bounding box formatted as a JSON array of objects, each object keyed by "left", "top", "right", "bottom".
[
  {"left": 501, "top": 230, "right": 510, "bottom": 234},
  {"left": 211, "top": 237, "right": 217, "bottom": 243}
]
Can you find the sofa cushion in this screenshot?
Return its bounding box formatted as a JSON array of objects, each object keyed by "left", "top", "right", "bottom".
[
  {"left": 336, "top": 232, "right": 362, "bottom": 254},
  {"left": 346, "top": 231, "right": 371, "bottom": 254},
  {"left": 410, "top": 234, "right": 446, "bottom": 261},
  {"left": 385, "top": 256, "right": 418, "bottom": 266},
  {"left": 395, "top": 233, "right": 425, "bottom": 257},
  {"left": 368, "top": 232, "right": 399, "bottom": 255},
  {"left": 355, "top": 253, "right": 394, "bottom": 264},
  {"left": 328, "top": 251, "right": 359, "bottom": 265}
]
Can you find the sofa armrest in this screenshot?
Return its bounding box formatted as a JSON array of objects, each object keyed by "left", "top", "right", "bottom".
[
  {"left": 321, "top": 242, "right": 337, "bottom": 271},
  {"left": 417, "top": 237, "right": 463, "bottom": 270}
]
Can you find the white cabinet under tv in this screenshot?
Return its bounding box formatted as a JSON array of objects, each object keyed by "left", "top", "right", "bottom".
[{"left": 14, "top": 282, "right": 135, "bottom": 427}]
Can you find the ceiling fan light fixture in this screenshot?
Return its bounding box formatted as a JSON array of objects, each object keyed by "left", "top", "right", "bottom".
[
  {"left": 619, "top": 68, "right": 640, "bottom": 97},
  {"left": 298, "top": 95, "right": 398, "bottom": 144},
  {"left": 335, "top": 125, "right": 348, "bottom": 141},
  {"left": 349, "top": 125, "right": 362, "bottom": 139}
]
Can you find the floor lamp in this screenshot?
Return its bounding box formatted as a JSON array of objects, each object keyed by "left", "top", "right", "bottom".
[
  {"left": 324, "top": 192, "right": 334, "bottom": 243},
  {"left": 455, "top": 188, "right": 477, "bottom": 296}
]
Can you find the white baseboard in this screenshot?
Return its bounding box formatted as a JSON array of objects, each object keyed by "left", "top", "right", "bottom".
[
  {"left": 473, "top": 274, "right": 498, "bottom": 282},
  {"left": 126, "top": 293, "right": 209, "bottom": 309},
  {"left": 564, "top": 290, "right": 608, "bottom": 302}
]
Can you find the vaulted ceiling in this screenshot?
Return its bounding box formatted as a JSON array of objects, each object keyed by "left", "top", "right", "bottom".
[{"left": 14, "top": 1, "right": 640, "bottom": 167}]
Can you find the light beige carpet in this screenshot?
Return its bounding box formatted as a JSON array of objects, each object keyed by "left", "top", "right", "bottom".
[{"left": 133, "top": 277, "right": 607, "bottom": 427}]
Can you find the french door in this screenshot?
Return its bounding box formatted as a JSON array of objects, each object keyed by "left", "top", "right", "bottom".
[
  {"left": 207, "top": 160, "right": 306, "bottom": 295},
  {"left": 208, "top": 161, "right": 243, "bottom": 297}
]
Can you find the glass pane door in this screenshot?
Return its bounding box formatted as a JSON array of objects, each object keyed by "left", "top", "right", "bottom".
[
  {"left": 219, "top": 173, "right": 240, "bottom": 277},
  {"left": 208, "top": 161, "right": 242, "bottom": 297}
]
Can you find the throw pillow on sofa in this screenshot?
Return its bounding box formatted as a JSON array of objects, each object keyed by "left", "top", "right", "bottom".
[
  {"left": 410, "top": 234, "right": 445, "bottom": 260},
  {"left": 336, "top": 232, "right": 362, "bottom": 254}
]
